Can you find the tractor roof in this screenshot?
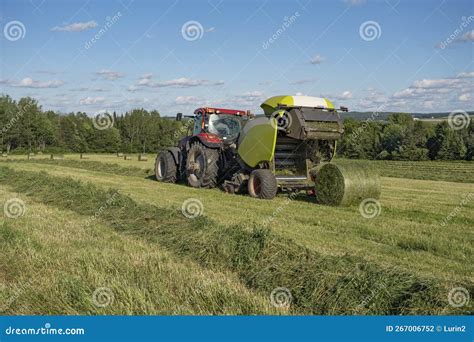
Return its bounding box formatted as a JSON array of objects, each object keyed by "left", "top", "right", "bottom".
[
  {"left": 194, "top": 107, "right": 249, "bottom": 116},
  {"left": 261, "top": 95, "right": 335, "bottom": 115}
]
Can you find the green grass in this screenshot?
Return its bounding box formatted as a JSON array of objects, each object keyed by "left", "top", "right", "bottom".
[
  {"left": 1, "top": 158, "right": 153, "bottom": 178},
  {"left": 0, "top": 155, "right": 472, "bottom": 315},
  {"left": 0, "top": 186, "right": 276, "bottom": 315},
  {"left": 2, "top": 159, "right": 472, "bottom": 283},
  {"left": 0, "top": 166, "right": 471, "bottom": 315}
]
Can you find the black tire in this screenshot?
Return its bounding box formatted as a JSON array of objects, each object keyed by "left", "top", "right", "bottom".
[
  {"left": 155, "top": 151, "right": 177, "bottom": 183},
  {"left": 248, "top": 169, "right": 277, "bottom": 199},
  {"left": 186, "top": 142, "right": 219, "bottom": 188}
]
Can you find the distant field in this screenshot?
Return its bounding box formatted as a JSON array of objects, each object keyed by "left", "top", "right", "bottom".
[
  {"left": 345, "top": 159, "right": 474, "bottom": 183},
  {"left": 0, "top": 155, "right": 472, "bottom": 315}
]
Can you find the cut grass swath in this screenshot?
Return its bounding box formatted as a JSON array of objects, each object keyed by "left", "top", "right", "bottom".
[
  {"left": 0, "top": 159, "right": 153, "bottom": 178},
  {"left": 0, "top": 166, "right": 471, "bottom": 315}
]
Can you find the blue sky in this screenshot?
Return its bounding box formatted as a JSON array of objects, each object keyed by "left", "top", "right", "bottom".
[{"left": 0, "top": 0, "right": 473, "bottom": 116}]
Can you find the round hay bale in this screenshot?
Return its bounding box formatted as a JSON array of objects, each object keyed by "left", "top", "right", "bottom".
[
  {"left": 124, "top": 155, "right": 132, "bottom": 160},
  {"left": 138, "top": 154, "right": 148, "bottom": 161},
  {"left": 314, "top": 161, "right": 381, "bottom": 206},
  {"left": 117, "top": 152, "right": 124, "bottom": 157}
]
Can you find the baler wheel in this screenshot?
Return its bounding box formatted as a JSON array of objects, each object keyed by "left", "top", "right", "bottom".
[{"left": 248, "top": 169, "right": 277, "bottom": 199}]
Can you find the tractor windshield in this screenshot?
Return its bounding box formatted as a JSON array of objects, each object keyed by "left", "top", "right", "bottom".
[{"left": 208, "top": 114, "right": 242, "bottom": 141}]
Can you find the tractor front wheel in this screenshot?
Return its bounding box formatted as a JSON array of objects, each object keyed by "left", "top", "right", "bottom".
[
  {"left": 248, "top": 169, "right": 277, "bottom": 199},
  {"left": 186, "top": 143, "right": 219, "bottom": 188},
  {"left": 155, "top": 151, "right": 178, "bottom": 183}
]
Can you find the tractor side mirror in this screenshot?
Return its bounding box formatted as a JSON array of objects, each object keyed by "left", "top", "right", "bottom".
[{"left": 176, "top": 113, "right": 183, "bottom": 121}]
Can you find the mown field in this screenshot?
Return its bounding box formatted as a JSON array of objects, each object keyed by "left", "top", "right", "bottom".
[{"left": 0, "top": 154, "right": 473, "bottom": 315}]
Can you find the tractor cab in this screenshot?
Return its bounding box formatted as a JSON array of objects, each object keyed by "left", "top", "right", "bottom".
[{"left": 191, "top": 107, "right": 250, "bottom": 144}]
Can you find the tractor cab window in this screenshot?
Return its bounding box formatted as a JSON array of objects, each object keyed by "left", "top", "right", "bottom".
[
  {"left": 207, "top": 114, "right": 241, "bottom": 141},
  {"left": 193, "top": 112, "right": 203, "bottom": 134}
]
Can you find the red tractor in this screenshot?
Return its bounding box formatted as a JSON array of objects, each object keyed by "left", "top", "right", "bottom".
[{"left": 155, "top": 107, "right": 251, "bottom": 189}]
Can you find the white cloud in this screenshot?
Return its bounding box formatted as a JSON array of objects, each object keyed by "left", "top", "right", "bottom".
[
  {"left": 341, "top": 91, "right": 352, "bottom": 99},
  {"left": 79, "top": 96, "right": 106, "bottom": 105},
  {"left": 393, "top": 74, "right": 469, "bottom": 100},
  {"left": 205, "top": 27, "right": 215, "bottom": 33},
  {"left": 213, "top": 91, "right": 265, "bottom": 108},
  {"left": 323, "top": 90, "right": 353, "bottom": 101},
  {"left": 36, "top": 70, "right": 61, "bottom": 75},
  {"left": 412, "top": 78, "right": 461, "bottom": 89},
  {"left": 158, "top": 78, "right": 224, "bottom": 88},
  {"left": 51, "top": 21, "right": 98, "bottom": 32},
  {"left": 310, "top": 55, "right": 325, "bottom": 64},
  {"left": 387, "top": 72, "right": 474, "bottom": 112},
  {"left": 457, "top": 71, "right": 474, "bottom": 78},
  {"left": 174, "top": 96, "right": 201, "bottom": 105},
  {"left": 135, "top": 75, "right": 224, "bottom": 88},
  {"left": 393, "top": 87, "right": 451, "bottom": 98},
  {"left": 17, "top": 77, "right": 64, "bottom": 88},
  {"left": 290, "top": 78, "right": 316, "bottom": 85},
  {"left": 95, "top": 69, "right": 124, "bottom": 80},
  {"left": 343, "top": 0, "right": 366, "bottom": 5},
  {"left": 423, "top": 100, "right": 434, "bottom": 109},
  {"left": 461, "top": 30, "right": 474, "bottom": 42},
  {"left": 70, "top": 86, "right": 107, "bottom": 92}
]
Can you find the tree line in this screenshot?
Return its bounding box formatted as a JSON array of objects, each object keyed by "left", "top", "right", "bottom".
[
  {"left": 0, "top": 95, "right": 472, "bottom": 161},
  {"left": 0, "top": 95, "right": 182, "bottom": 154},
  {"left": 339, "top": 113, "right": 473, "bottom": 161}
]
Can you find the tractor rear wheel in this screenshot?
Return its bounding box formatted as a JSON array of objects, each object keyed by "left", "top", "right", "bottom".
[
  {"left": 155, "top": 151, "right": 177, "bottom": 183},
  {"left": 248, "top": 169, "right": 277, "bottom": 199},
  {"left": 186, "top": 142, "right": 219, "bottom": 188}
]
